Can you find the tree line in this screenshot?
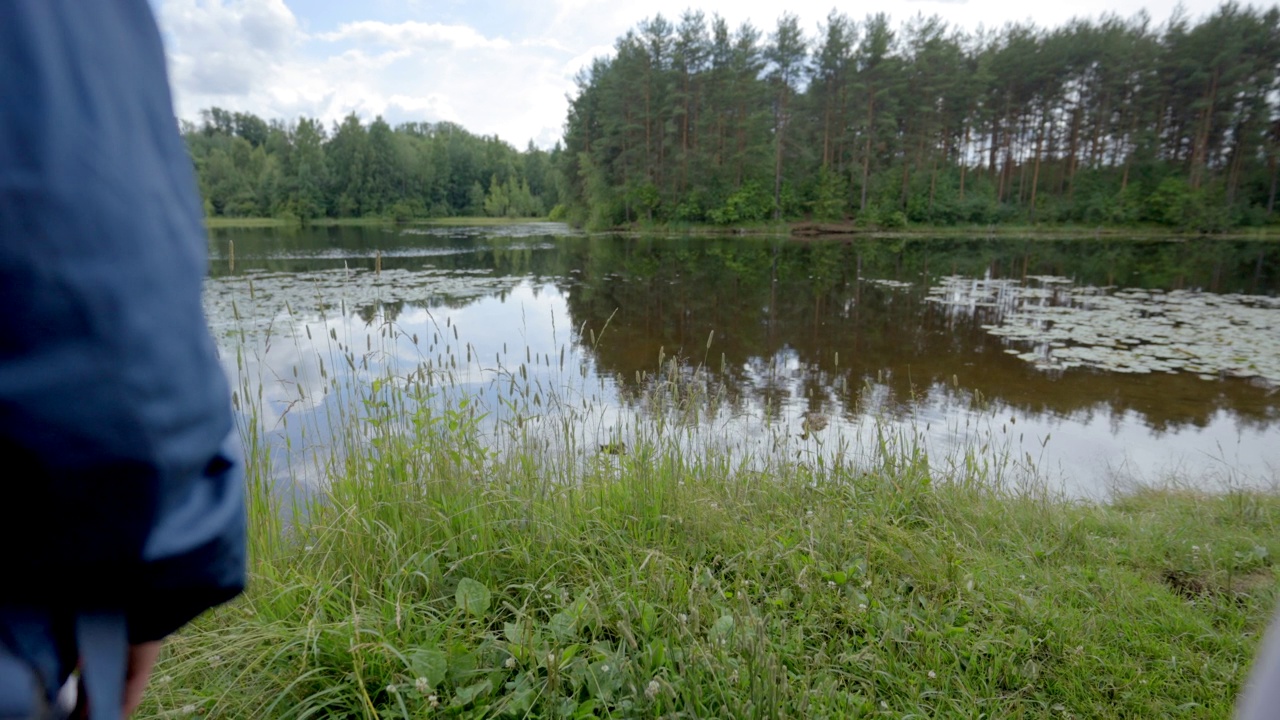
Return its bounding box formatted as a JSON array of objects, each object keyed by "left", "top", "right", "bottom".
[
  {"left": 558, "top": 4, "right": 1280, "bottom": 231},
  {"left": 184, "top": 109, "right": 562, "bottom": 221}
]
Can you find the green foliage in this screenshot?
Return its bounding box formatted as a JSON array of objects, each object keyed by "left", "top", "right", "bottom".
[
  {"left": 672, "top": 191, "right": 709, "bottom": 223},
  {"left": 455, "top": 578, "right": 492, "bottom": 617},
  {"left": 1144, "top": 177, "right": 1235, "bottom": 233},
  {"left": 482, "top": 174, "right": 509, "bottom": 217},
  {"left": 626, "top": 182, "right": 661, "bottom": 221},
  {"left": 811, "top": 166, "right": 849, "bottom": 221},
  {"left": 184, "top": 110, "right": 560, "bottom": 222},
  {"left": 558, "top": 6, "right": 1280, "bottom": 230},
  {"left": 707, "top": 183, "right": 770, "bottom": 225},
  {"left": 876, "top": 208, "right": 908, "bottom": 229}
]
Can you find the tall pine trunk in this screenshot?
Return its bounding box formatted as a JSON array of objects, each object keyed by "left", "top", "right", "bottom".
[
  {"left": 1268, "top": 153, "right": 1277, "bottom": 216},
  {"left": 1190, "top": 68, "right": 1219, "bottom": 190},
  {"left": 1029, "top": 112, "right": 1045, "bottom": 222},
  {"left": 861, "top": 86, "right": 875, "bottom": 212}
]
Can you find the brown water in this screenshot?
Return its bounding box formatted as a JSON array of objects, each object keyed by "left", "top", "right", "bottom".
[{"left": 205, "top": 224, "right": 1280, "bottom": 497}]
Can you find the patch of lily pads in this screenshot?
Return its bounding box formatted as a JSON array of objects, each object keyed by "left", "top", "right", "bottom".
[
  {"left": 862, "top": 278, "right": 914, "bottom": 290},
  {"left": 927, "top": 275, "right": 1280, "bottom": 387},
  {"left": 399, "top": 222, "right": 579, "bottom": 239},
  {"left": 204, "top": 267, "right": 521, "bottom": 340}
]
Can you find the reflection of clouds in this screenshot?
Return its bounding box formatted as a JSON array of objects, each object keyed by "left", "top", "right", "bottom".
[
  {"left": 215, "top": 280, "right": 610, "bottom": 486},
  {"left": 1003, "top": 404, "right": 1280, "bottom": 500},
  {"left": 206, "top": 240, "right": 1280, "bottom": 499}
]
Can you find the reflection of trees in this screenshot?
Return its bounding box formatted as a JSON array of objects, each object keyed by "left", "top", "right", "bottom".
[
  {"left": 208, "top": 226, "right": 578, "bottom": 280},
  {"left": 208, "top": 227, "right": 1279, "bottom": 430},
  {"left": 210, "top": 226, "right": 1277, "bottom": 294},
  {"left": 356, "top": 300, "right": 406, "bottom": 325},
  {"left": 558, "top": 235, "right": 1280, "bottom": 432}
]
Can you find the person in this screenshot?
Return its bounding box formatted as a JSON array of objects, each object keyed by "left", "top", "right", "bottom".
[{"left": 0, "top": 2, "right": 247, "bottom": 718}]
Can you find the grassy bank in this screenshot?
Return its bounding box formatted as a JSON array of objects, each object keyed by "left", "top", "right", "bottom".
[
  {"left": 204, "top": 216, "right": 296, "bottom": 228},
  {"left": 138, "top": 330, "right": 1279, "bottom": 719}
]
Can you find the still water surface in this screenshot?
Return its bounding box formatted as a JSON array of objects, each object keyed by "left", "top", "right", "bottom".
[{"left": 205, "top": 224, "right": 1280, "bottom": 498}]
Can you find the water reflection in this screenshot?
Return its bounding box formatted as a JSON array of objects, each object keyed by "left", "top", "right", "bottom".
[{"left": 206, "top": 225, "right": 1280, "bottom": 496}]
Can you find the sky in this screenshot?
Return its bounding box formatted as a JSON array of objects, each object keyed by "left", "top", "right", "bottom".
[{"left": 153, "top": 0, "right": 1256, "bottom": 150}]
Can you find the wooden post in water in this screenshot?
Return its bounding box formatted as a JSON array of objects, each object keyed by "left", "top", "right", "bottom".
[
  {"left": 229, "top": 239, "right": 234, "bottom": 273},
  {"left": 376, "top": 250, "right": 382, "bottom": 276}
]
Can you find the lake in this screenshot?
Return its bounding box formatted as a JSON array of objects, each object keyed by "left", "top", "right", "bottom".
[{"left": 205, "top": 223, "right": 1280, "bottom": 498}]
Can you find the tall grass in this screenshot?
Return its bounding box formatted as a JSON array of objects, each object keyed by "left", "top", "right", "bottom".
[{"left": 142, "top": 303, "right": 1278, "bottom": 719}]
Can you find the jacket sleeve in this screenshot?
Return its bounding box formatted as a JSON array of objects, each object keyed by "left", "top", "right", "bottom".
[{"left": 0, "top": 0, "right": 246, "bottom": 642}]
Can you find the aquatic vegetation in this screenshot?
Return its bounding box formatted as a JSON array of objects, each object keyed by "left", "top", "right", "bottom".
[
  {"left": 400, "top": 222, "right": 580, "bottom": 239},
  {"left": 928, "top": 275, "right": 1280, "bottom": 387},
  {"left": 204, "top": 267, "right": 521, "bottom": 340},
  {"left": 863, "top": 278, "right": 914, "bottom": 290}
]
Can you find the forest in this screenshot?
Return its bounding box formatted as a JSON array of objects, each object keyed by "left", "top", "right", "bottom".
[
  {"left": 560, "top": 4, "right": 1280, "bottom": 231},
  {"left": 183, "top": 109, "right": 562, "bottom": 221},
  {"left": 186, "top": 4, "right": 1280, "bottom": 232}
]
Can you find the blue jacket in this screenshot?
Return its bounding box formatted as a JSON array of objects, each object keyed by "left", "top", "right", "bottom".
[{"left": 0, "top": 0, "right": 246, "bottom": 706}]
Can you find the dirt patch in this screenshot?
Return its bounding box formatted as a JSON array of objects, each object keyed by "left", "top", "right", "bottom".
[
  {"left": 1162, "top": 569, "right": 1208, "bottom": 599},
  {"left": 1161, "top": 568, "right": 1274, "bottom": 601}
]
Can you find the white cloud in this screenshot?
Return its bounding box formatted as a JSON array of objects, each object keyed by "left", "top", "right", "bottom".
[
  {"left": 318, "top": 20, "right": 511, "bottom": 50},
  {"left": 387, "top": 94, "right": 461, "bottom": 122},
  {"left": 158, "top": 0, "right": 299, "bottom": 97}
]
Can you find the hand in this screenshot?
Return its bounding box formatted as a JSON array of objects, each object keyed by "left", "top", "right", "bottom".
[{"left": 122, "top": 641, "right": 162, "bottom": 717}]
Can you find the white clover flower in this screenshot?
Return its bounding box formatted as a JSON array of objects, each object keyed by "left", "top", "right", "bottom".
[
  {"left": 181, "top": 704, "right": 197, "bottom": 715},
  {"left": 601, "top": 664, "right": 610, "bottom": 673},
  {"left": 386, "top": 684, "right": 397, "bottom": 694},
  {"left": 427, "top": 694, "right": 440, "bottom": 708},
  {"left": 927, "top": 671, "right": 937, "bottom": 679},
  {"left": 858, "top": 603, "right": 867, "bottom": 612},
  {"left": 645, "top": 680, "right": 661, "bottom": 699},
  {"left": 415, "top": 677, "right": 430, "bottom": 694},
  {"left": 505, "top": 657, "right": 517, "bottom": 669}
]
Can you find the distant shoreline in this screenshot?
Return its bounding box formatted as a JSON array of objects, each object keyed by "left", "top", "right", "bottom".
[
  {"left": 203, "top": 216, "right": 557, "bottom": 229},
  {"left": 204, "top": 215, "right": 1280, "bottom": 241}
]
